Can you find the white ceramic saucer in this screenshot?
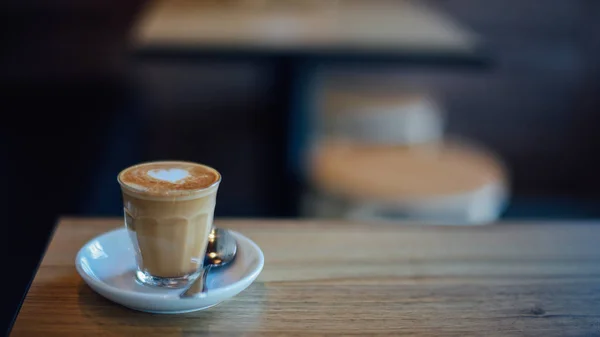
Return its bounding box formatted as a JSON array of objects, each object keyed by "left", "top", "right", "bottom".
[{"left": 75, "top": 228, "right": 264, "bottom": 314}]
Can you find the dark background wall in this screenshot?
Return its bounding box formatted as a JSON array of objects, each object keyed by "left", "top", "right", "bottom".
[{"left": 429, "top": 0, "right": 600, "bottom": 216}]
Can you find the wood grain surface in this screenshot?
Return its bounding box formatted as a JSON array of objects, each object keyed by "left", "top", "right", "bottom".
[
  {"left": 134, "top": 0, "right": 477, "bottom": 53},
  {"left": 11, "top": 218, "right": 600, "bottom": 336}
]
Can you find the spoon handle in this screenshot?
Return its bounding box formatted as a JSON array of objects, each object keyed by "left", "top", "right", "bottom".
[{"left": 181, "top": 265, "right": 212, "bottom": 298}]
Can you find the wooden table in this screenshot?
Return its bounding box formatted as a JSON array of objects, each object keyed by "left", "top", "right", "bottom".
[{"left": 14, "top": 218, "right": 600, "bottom": 336}]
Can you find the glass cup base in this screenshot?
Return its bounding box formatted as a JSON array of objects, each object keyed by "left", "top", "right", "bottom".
[{"left": 136, "top": 269, "right": 201, "bottom": 288}]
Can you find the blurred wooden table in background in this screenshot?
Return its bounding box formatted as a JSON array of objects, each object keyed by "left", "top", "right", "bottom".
[
  {"left": 11, "top": 218, "right": 600, "bottom": 336},
  {"left": 134, "top": 0, "right": 478, "bottom": 55}
]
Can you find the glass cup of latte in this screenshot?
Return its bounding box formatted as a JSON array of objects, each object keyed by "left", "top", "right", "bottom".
[{"left": 117, "top": 161, "right": 221, "bottom": 288}]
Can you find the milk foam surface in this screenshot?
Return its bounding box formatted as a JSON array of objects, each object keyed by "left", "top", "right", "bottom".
[{"left": 119, "top": 161, "right": 220, "bottom": 198}]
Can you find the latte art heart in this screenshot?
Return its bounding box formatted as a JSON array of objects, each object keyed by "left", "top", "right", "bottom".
[{"left": 148, "top": 168, "right": 190, "bottom": 183}]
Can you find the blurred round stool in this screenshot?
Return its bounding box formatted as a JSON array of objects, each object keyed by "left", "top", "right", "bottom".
[
  {"left": 303, "top": 140, "right": 508, "bottom": 225},
  {"left": 316, "top": 88, "right": 444, "bottom": 145}
]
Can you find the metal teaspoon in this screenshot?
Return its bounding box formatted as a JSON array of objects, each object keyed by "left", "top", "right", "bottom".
[{"left": 180, "top": 227, "right": 237, "bottom": 298}]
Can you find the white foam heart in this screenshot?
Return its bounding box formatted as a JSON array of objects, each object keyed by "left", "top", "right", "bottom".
[{"left": 148, "top": 168, "right": 190, "bottom": 183}]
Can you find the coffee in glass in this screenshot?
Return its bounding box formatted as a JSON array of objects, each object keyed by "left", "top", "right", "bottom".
[{"left": 118, "top": 161, "right": 221, "bottom": 288}]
